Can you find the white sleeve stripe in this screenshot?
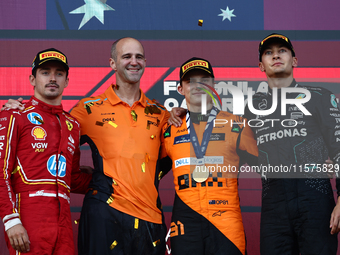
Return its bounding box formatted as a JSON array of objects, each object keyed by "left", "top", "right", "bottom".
[
  {"left": 4, "top": 116, "right": 15, "bottom": 179},
  {"left": 3, "top": 213, "right": 19, "bottom": 223},
  {"left": 3, "top": 117, "right": 17, "bottom": 211},
  {"left": 4, "top": 218, "right": 21, "bottom": 231}
]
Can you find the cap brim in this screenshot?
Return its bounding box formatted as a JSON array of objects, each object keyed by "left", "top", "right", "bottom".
[
  {"left": 37, "top": 58, "right": 69, "bottom": 70},
  {"left": 259, "top": 37, "right": 294, "bottom": 61}
]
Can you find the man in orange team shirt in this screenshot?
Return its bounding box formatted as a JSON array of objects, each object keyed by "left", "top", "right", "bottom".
[{"left": 71, "top": 38, "right": 171, "bottom": 255}]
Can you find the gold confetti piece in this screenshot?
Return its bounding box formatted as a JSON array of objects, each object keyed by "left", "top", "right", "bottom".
[
  {"left": 198, "top": 19, "right": 203, "bottom": 26},
  {"left": 150, "top": 135, "right": 155, "bottom": 139},
  {"left": 84, "top": 102, "right": 94, "bottom": 114},
  {"left": 85, "top": 105, "right": 92, "bottom": 114},
  {"left": 144, "top": 106, "right": 150, "bottom": 115},
  {"left": 153, "top": 239, "right": 161, "bottom": 247},
  {"left": 74, "top": 219, "right": 79, "bottom": 225},
  {"left": 112, "top": 179, "right": 118, "bottom": 186},
  {"left": 145, "top": 153, "right": 150, "bottom": 163},
  {"left": 96, "top": 121, "right": 104, "bottom": 126},
  {"left": 112, "top": 83, "right": 119, "bottom": 90},
  {"left": 145, "top": 105, "right": 161, "bottom": 115},
  {"left": 134, "top": 218, "right": 139, "bottom": 229},
  {"left": 92, "top": 190, "right": 98, "bottom": 195},
  {"left": 141, "top": 162, "right": 146, "bottom": 173},
  {"left": 107, "top": 196, "right": 114, "bottom": 204},
  {"left": 131, "top": 110, "right": 137, "bottom": 122},
  {"left": 110, "top": 240, "right": 118, "bottom": 250},
  {"left": 34, "top": 116, "right": 44, "bottom": 124},
  {"left": 158, "top": 171, "right": 163, "bottom": 181},
  {"left": 108, "top": 121, "right": 118, "bottom": 128},
  {"left": 12, "top": 166, "right": 20, "bottom": 175},
  {"left": 85, "top": 102, "right": 94, "bottom": 107}
]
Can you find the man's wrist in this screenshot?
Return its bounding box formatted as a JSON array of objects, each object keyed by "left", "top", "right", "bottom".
[{"left": 5, "top": 218, "right": 22, "bottom": 231}]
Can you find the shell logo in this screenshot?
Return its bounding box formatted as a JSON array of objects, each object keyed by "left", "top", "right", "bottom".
[{"left": 31, "top": 126, "right": 47, "bottom": 140}]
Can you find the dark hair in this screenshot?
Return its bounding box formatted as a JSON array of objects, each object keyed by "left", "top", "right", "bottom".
[
  {"left": 180, "top": 69, "right": 214, "bottom": 86},
  {"left": 32, "top": 65, "right": 69, "bottom": 78}
]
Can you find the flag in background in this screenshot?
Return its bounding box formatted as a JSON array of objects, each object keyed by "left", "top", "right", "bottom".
[
  {"left": 1, "top": 0, "right": 340, "bottom": 30},
  {"left": 1, "top": 1, "right": 340, "bottom": 255},
  {"left": 46, "top": 0, "right": 263, "bottom": 30}
]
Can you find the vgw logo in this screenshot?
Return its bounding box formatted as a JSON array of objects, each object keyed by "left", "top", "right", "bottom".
[
  {"left": 47, "top": 154, "right": 66, "bottom": 177},
  {"left": 32, "top": 142, "right": 48, "bottom": 152}
]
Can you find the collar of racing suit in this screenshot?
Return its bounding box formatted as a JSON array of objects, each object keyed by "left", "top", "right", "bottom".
[
  {"left": 189, "top": 108, "right": 212, "bottom": 124},
  {"left": 29, "top": 96, "right": 64, "bottom": 114},
  {"left": 267, "top": 79, "right": 298, "bottom": 96}
]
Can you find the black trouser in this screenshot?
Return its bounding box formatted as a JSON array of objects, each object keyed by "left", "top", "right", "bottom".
[
  {"left": 78, "top": 191, "right": 167, "bottom": 255},
  {"left": 260, "top": 178, "right": 338, "bottom": 255}
]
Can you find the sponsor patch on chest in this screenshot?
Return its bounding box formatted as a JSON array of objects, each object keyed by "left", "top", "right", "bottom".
[{"left": 174, "top": 134, "right": 190, "bottom": 145}]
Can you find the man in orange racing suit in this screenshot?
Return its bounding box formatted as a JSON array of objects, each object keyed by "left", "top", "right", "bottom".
[
  {"left": 0, "top": 48, "right": 91, "bottom": 255},
  {"left": 161, "top": 57, "right": 258, "bottom": 255}
]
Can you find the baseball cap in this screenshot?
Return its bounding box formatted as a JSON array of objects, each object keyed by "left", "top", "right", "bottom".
[
  {"left": 32, "top": 48, "right": 69, "bottom": 74},
  {"left": 258, "top": 33, "right": 295, "bottom": 61},
  {"left": 180, "top": 57, "right": 214, "bottom": 82}
]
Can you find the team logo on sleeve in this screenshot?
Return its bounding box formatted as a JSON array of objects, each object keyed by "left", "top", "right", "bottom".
[
  {"left": 331, "top": 94, "right": 338, "bottom": 108},
  {"left": 31, "top": 127, "right": 47, "bottom": 140},
  {"left": 27, "top": 112, "right": 44, "bottom": 125},
  {"left": 47, "top": 154, "right": 66, "bottom": 177},
  {"left": 295, "top": 93, "right": 306, "bottom": 99},
  {"left": 66, "top": 120, "right": 73, "bottom": 131},
  {"left": 164, "top": 125, "right": 171, "bottom": 138}
]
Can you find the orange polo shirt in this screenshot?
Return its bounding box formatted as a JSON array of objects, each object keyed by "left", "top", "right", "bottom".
[{"left": 71, "top": 85, "right": 169, "bottom": 224}]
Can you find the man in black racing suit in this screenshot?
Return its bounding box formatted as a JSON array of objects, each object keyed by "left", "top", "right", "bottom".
[{"left": 244, "top": 33, "right": 340, "bottom": 255}]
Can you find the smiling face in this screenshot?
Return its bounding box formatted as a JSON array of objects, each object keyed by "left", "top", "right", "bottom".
[
  {"left": 110, "top": 38, "right": 146, "bottom": 86},
  {"left": 178, "top": 69, "right": 214, "bottom": 112},
  {"left": 29, "top": 61, "right": 69, "bottom": 105},
  {"left": 259, "top": 41, "right": 297, "bottom": 79}
]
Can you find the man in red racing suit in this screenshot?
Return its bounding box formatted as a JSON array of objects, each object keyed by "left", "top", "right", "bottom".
[{"left": 0, "top": 48, "right": 91, "bottom": 255}]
